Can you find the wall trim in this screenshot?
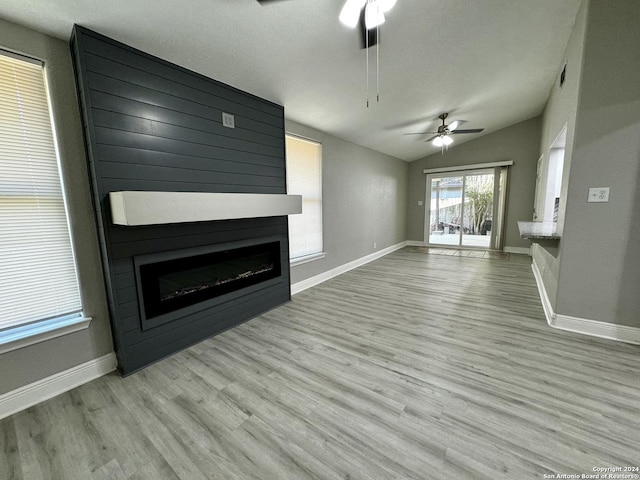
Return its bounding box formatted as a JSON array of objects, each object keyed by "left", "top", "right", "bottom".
[
  {"left": 292, "top": 241, "right": 407, "bottom": 295},
  {"left": 504, "top": 246, "right": 531, "bottom": 255},
  {"left": 406, "top": 240, "right": 425, "bottom": 246},
  {"left": 531, "top": 260, "right": 640, "bottom": 345},
  {"left": 0, "top": 352, "right": 117, "bottom": 420}
]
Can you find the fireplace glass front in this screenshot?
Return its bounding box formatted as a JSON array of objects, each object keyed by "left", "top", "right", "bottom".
[{"left": 137, "top": 241, "right": 281, "bottom": 322}]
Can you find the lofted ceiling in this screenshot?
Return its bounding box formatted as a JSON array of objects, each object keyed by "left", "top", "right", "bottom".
[{"left": 0, "top": 0, "right": 582, "bottom": 161}]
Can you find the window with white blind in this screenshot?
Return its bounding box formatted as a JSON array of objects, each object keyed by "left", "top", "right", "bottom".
[
  {"left": 285, "top": 134, "right": 323, "bottom": 262},
  {"left": 0, "top": 51, "right": 82, "bottom": 332}
]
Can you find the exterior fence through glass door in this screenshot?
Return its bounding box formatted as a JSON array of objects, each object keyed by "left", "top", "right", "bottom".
[
  {"left": 462, "top": 173, "right": 494, "bottom": 248},
  {"left": 428, "top": 176, "right": 463, "bottom": 246},
  {"left": 427, "top": 170, "right": 496, "bottom": 249}
]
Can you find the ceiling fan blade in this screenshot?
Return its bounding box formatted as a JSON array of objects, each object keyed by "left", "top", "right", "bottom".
[
  {"left": 448, "top": 120, "right": 461, "bottom": 131},
  {"left": 451, "top": 128, "right": 484, "bottom": 134},
  {"left": 425, "top": 136, "right": 438, "bottom": 142},
  {"left": 404, "top": 131, "right": 438, "bottom": 135}
]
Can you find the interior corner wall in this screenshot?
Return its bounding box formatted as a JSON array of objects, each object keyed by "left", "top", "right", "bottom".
[
  {"left": 554, "top": 0, "right": 640, "bottom": 327},
  {"left": 406, "top": 116, "right": 542, "bottom": 250},
  {"left": 532, "top": 0, "right": 588, "bottom": 310},
  {"left": 285, "top": 120, "right": 408, "bottom": 285},
  {"left": 0, "top": 19, "right": 113, "bottom": 395}
]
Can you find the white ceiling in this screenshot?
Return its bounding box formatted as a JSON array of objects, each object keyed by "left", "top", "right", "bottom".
[{"left": 0, "top": 0, "right": 582, "bottom": 161}]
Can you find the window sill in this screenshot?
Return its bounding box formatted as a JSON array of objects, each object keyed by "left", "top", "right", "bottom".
[
  {"left": 290, "top": 252, "right": 327, "bottom": 267},
  {"left": 0, "top": 314, "right": 92, "bottom": 354}
]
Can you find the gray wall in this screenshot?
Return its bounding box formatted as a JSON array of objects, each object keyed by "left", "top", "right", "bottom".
[
  {"left": 407, "top": 117, "right": 542, "bottom": 250},
  {"left": 0, "top": 19, "right": 112, "bottom": 395},
  {"left": 286, "top": 120, "right": 408, "bottom": 285},
  {"left": 552, "top": 0, "right": 640, "bottom": 326},
  {"left": 532, "top": 0, "right": 587, "bottom": 309}
]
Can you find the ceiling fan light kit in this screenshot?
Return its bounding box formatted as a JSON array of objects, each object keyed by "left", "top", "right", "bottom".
[
  {"left": 404, "top": 112, "right": 485, "bottom": 153},
  {"left": 364, "top": 2, "right": 386, "bottom": 30},
  {"left": 340, "top": 0, "right": 396, "bottom": 29},
  {"left": 339, "top": 0, "right": 363, "bottom": 28},
  {"left": 339, "top": 0, "right": 398, "bottom": 107}
]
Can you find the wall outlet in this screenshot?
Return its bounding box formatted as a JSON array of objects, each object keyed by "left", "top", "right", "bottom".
[
  {"left": 373, "top": 242, "right": 377, "bottom": 249},
  {"left": 588, "top": 187, "right": 609, "bottom": 203},
  {"left": 418, "top": 200, "right": 423, "bottom": 206},
  {"left": 222, "top": 112, "right": 235, "bottom": 128}
]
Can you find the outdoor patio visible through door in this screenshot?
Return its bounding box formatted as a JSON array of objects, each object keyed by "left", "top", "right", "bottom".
[{"left": 425, "top": 166, "right": 508, "bottom": 250}]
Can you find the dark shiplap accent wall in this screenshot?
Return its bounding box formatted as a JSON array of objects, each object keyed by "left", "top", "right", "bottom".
[{"left": 70, "top": 26, "right": 291, "bottom": 375}]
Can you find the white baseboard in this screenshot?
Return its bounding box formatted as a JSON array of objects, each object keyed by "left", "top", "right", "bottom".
[
  {"left": 407, "top": 241, "right": 528, "bottom": 255},
  {"left": 531, "top": 260, "right": 640, "bottom": 345},
  {"left": 504, "top": 246, "right": 531, "bottom": 255},
  {"left": 0, "top": 352, "right": 117, "bottom": 420},
  {"left": 292, "top": 241, "right": 407, "bottom": 295}
]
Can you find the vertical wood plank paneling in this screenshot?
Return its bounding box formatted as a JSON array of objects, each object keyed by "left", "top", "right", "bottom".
[{"left": 70, "top": 25, "right": 291, "bottom": 374}]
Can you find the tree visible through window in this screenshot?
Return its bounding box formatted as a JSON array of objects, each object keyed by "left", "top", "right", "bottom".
[
  {"left": 0, "top": 50, "right": 82, "bottom": 330},
  {"left": 285, "top": 134, "right": 323, "bottom": 261}
]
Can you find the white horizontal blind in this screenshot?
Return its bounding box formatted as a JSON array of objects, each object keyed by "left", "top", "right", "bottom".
[
  {"left": 0, "top": 51, "right": 82, "bottom": 330},
  {"left": 285, "top": 134, "right": 323, "bottom": 259}
]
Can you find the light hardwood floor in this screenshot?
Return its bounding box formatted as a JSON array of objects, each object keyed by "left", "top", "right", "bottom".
[{"left": 2, "top": 247, "right": 639, "bottom": 479}]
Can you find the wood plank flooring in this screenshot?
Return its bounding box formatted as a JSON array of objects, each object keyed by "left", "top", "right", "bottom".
[{"left": 2, "top": 247, "right": 639, "bottom": 479}]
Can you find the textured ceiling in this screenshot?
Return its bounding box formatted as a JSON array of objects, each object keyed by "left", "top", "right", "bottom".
[{"left": 0, "top": 0, "right": 582, "bottom": 161}]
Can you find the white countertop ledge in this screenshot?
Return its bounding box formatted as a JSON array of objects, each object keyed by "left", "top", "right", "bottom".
[
  {"left": 109, "top": 191, "right": 303, "bottom": 226},
  {"left": 517, "top": 221, "right": 561, "bottom": 240}
]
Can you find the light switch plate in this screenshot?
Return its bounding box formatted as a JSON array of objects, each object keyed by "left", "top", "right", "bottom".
[
  {"left": 588, "top": 187, "right": 610, "bottom": 203},
  {"left": 222, "top": 112, "right": 235, "bottom": 128}
]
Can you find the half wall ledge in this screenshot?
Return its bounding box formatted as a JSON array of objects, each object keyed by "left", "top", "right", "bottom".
[{"left": 109, "top": 191, "right": 302, "bottom": 226}]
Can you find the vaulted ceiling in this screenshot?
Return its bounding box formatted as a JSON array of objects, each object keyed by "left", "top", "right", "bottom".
[{"left": 0, "top": 0, "right": 582, "bottom": 161}]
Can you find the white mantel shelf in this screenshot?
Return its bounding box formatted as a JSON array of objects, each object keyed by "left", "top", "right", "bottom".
[{"left": 109, "top": 191, "right": 302, "bottom": 226}]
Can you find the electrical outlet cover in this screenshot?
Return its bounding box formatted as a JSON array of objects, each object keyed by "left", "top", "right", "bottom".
[
  {"left": 222, "top": 112, "right": 235, "bottom": 128},
  {"left": 588, "top": 187, "right": 610, "bottom": 203}
]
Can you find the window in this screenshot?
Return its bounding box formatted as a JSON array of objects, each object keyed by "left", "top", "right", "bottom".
[
  {"left": 285, "top": 134, "right": 323, "bottom": 262},
  {"left": 0, "top": 51, "right": 82, "bottom": 332}
]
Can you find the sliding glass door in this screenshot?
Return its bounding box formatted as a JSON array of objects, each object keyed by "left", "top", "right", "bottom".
[{"left": 426, "top": 167, "right": 507, "bottom": 250}]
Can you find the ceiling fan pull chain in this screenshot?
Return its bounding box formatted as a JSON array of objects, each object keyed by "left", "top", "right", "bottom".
[
  {"left": 376, "top": 18, "right": 380, "bottom": 103},
  {"left": 366, "top": 20, "right": 370, "bottom": 108}
]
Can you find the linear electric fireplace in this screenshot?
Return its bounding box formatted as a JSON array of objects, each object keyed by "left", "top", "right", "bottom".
[{"left": 135, "top": 240, "right": 282, "bottom": 329}]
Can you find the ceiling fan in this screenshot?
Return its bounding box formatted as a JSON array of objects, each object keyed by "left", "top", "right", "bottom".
[
  {"left": 339, "top": 0, "right": 397, "bottom": 48},
  {"left": 405, "top": 113, "right": 485, "bottom": 147}
]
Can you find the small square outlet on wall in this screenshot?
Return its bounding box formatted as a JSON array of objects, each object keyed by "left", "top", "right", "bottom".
[
  {"left": 222, "top": 112, "right": 235, "bottom": 128},
  {"left": 588, "top": 187, "right": 610, "bottom": 203}
]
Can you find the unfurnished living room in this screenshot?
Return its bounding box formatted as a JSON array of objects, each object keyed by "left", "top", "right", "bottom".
[{"left": 0, "top": 1, "right": 639, "bottom": 479}]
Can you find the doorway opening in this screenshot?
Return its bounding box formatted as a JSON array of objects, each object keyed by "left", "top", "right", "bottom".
[
  {"left": 425, "top": 166, "right": 508, "bottom": 250},
  {"left": 534, "top": 126, "right": 566, "bottom": 223}
]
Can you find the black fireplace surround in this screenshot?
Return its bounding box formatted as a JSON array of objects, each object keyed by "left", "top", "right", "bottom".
[{"left": 71, "top": 26, "right": 292, "bottom": 374}]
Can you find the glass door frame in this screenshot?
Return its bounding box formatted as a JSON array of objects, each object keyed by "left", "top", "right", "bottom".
[{"left": 423, "top": 165, "right": 509, "bottom": 251}]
